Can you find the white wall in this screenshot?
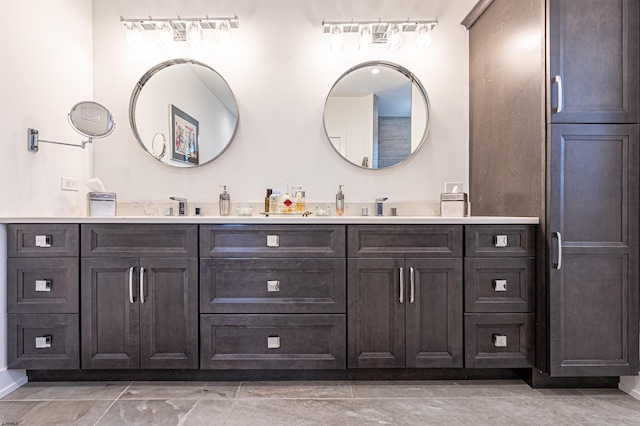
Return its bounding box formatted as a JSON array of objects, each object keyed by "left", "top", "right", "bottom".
[
  {"left": 92, "top": 0, "right": 474, "bottom": 204},
  {"left": 0, "top": 0, "right": 93, "bottom": 396},
  {"left": 325, "top": 95, "right": 375, "bottom": 165}
]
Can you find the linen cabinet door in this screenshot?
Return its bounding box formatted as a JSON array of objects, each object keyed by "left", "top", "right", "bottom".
[
  {"left": 81, "top": 258, "right": 140, "bottom": 369},
  {"left": 347, "top": 258, "right": 405, "bottom": 368},
  {"left": 139, "top": 258, "right": 199, "bottom": 369},
  {"left": 548, "top": 123, "right": 639, "bottom": 376},
  {"left": 405, "top": 258, "right": 463, "bottom": 368}
]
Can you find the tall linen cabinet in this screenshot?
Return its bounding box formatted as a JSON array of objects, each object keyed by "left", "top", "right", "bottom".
[{"left": 463, "top": 0, "right": 639, "bottom": 377}]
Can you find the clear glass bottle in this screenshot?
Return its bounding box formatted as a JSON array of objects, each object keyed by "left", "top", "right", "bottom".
[
  {"left": 269, "top": 191, "right": 279, "bottom": 213},
  {"left": 219, "top": 185, "right": 230, "bottom": 216},
  {"left": 336, "top": 184, "right": 345, "bottom": 216},
  {"left": 280, "top": 184, "right": 293, "bottom": 213},
  {"left": 294, "top": 190, "right": 306, "bottom": 213}
]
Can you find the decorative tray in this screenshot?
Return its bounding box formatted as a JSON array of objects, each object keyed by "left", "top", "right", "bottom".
[{"left": 259, "top": 211, "right": 313, "bottom": 217}]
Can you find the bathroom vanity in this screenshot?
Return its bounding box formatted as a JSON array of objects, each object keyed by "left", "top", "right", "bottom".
[{"left": 4, "top": 216, "right": 548, "bottom": 382}]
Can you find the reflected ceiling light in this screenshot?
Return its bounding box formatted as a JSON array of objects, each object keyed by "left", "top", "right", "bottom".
[
  {"left": 359, "top": 25, "right": 372, "bottom": 50},
  {"left": 120, "top": 15, "right": 239, "bottom": 47},
  {"left": 371, "top": 68, "right": 380, "bottom": 74},
  {"left": 330, "top": 25, "right": 344, "bottom": 51},
  {"left": 217, "top": 20, "right": 232, "bottom": 47},
  {"left": 416, "top": 24, "right": 433, "bottom": 49},
  {"left": 322, "top": 18, "right": 437, "bottom": 52}
]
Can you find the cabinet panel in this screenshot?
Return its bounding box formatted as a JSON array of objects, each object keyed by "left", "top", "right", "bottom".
[
  {"left": 81, "top": 224, "right": 197, "bottom": 257},
  {"left": 7, "top": 224, "right": 79, "bottom": 257},
  {"left": 200, "top": 258, "right": 346, "bottom": 313},
  {"left": 139, "top": 258, "right": 199, "bottom": 369},
  {"left": 548, "top": 0, "right": 639, "bottom": 123},
  {"left": 7, "top": 257, "right": 79, "bottom": 314},
  {"left": 200, "top": 314, "right": 346, "bottom": 369},
  {"left": 406, "top": 258, "right": 463, "bottom": 368},
  {"left": 348, "top": 225, "right": 463, "bottom": 258},
  {"left": 200, "top": 225, "right": 345, "bottom": 258},
  {"left": 347, "top": 258, "right": 405, "bottom": 368},
  {"left": 548, "top": 124, "right": 639, "bottom": 376},
  {"left": 465, "top": 225, "right": 536, "bottom": 257},
  {"left": 8, "top": 313, "right": 79, "bottom": 369},
  {"left": 465, "top": 313, "right": 534, "bottom": 368},
  {"left": 464, "top": 258, "right": 535, "bottom": 313},
  {"left": 81, "top": 258, "right": 140, "bottom": 369}
]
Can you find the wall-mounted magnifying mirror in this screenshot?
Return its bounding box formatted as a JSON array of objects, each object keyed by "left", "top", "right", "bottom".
[
  {"left": 28, "top": 101, "right": 115, "bottom": 152},
  {"left": 323, "top": 61, "right": 430, "bottom": 169},
  {"left": 129, "top": 58, "right": 239, "bottom": 167}
]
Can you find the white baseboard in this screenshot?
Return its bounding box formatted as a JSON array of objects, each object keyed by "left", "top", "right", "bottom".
[
  {"left": 619, "top": 381, "right": 640, "bottom": 400},
  {"left": 0, "top": 368, "right": 27, "bottom": 398}
]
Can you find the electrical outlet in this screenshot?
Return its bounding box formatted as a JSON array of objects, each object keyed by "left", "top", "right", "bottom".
[
  {"left": 61, "top": 176, "right": 80, "bottom": 191},
  {"left": 445, "top": 182, "right": 463, "bottom": 193}
]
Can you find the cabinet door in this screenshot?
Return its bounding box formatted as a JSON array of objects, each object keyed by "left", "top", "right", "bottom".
[
  {"left": 405, "top": 258, "right": 463, "bottom": 368},
  {"left": 139, "top": 258, "right": 198, "bottom": 369},
  {"left": 81, "top": 258, "right": 140, "bottom": 369},
  {"left": 548, "top": 0, "right": 639, "bottom": 123},
  {"left": 347, "top": 258, "right": 405, "bottom": 368},
  {"left": 548, "top": 123, "right": 639, "bottom": 376}
]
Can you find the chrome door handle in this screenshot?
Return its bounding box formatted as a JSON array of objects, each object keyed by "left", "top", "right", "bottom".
[
  {"left": 554, "top": 232, "right": 562, "bottom": 270},
  {"left": 128, "top": 266, "right": 134, "bottom": 303},
  {"left": 552, "top": 75, "right": 563, "bottom": 114},
  {"left": 399, "top": 267, "right": 404, "bottom": 304},
  {"left": 139, "top": 267, "right": 145, "bottom": 303},
  {"left": 409, "top": 267, "right": 415, "bottom": 304}
]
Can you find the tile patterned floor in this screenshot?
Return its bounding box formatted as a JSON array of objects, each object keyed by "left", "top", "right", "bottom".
[{"left": 1, "top": 380, "right": 639, "bottom": 425}]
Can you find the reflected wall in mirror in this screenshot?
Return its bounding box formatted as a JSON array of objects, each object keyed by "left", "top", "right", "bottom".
[
  {"left": 130, "top": 58, "right": 239, "bottom": 167},
  {"left": 69, "top": 101, "right": 115, "bottom": 138},
  {"left": 323, "top": 61, "right": 430, "bottom": 169}
]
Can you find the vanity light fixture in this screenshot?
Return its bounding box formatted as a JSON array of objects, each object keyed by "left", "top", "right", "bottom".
[
  {"left": 322, "top": 18, "right": 437, "bottom": 51},
  {"left": 120, "top": 15, "right": 239, "bottom": 47}
]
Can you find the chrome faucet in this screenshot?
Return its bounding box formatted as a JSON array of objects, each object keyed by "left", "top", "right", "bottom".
[
  {"left": 169, "top": 197, "right": 188, "bottom": 216},
  {"left": 375, "top": 197, "right": 388, "bottom": 216}
]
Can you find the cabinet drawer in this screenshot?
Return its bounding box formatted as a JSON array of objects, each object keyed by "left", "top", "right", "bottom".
[
  {"left": 465, "top": 225, "right": 535, "bottom": 257},
  {"left": 348, "top": 225, "right": 463, "bottom": 258},
  {"left": 464, "top": 258, "right": 535, "bottom": 313},
  {"left": 200, "top": 258, "right": 346, "bottom": 313},
  {"left": 464, "top": 313, "right": 534, "bottom": 368},
  {"left": 7, "top": 224, "right": 79, "bottom": 257},
  {"left": 7, "top": 258, "right": 79, "bottom": 314},
  {"left": 81, "top": 224, "right": 197, "bottom": 257},
  {"left": 200, "top": 314, "right": 346, "bottom": 369},
  {"left": 200, "top": 225, "right": 345, "bottom": 258},
  {"left": 8, "top": 313, "right": 79, "bottom": 369}
]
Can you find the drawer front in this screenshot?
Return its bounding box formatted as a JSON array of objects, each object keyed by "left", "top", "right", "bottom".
[
  {"left": 200, "top": 225, "right": 345, "bottom": 258},
  {"left": 464, "top": 258, "right": 535, "bottom": 313},
  {"left": 200, "top": 258, "right": 346, "bottom": 313},
  {"left": 348, "top": 225, "right": 463, "bottom": 258},
  {"left": 7, "top": 258, "right": 79, "bottom": 314},
  {"left": 465, "top": 225, "right": 536, "bottom": 257},
  {"left": 8, "top": 313, "right": 79, "bottom": 369},
  {"left": 7, "top": 224, "right": 79, "bottom": 257},
  {"left": 200, "top": 314, "right": 346, "bottom": 369},
  {"left": 81, "top": 224, "right": 197, "bottom": 257},
  {"left": 464, "top": 313, "right": 534, "bottom": 368}
]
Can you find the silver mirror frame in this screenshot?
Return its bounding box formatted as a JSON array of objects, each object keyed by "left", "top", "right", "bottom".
[
  {"left": 129, "top": 58, "right": 239, "bottom": 167},
  {"left": 323, "top": 61, "right": 431, "bottom": 170},
  {"left": 68, "top": 101, "right": 116, "bottom": 139}
]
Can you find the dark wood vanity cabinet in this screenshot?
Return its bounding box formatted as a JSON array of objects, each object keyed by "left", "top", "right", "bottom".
[
  {"left": 6, "top": 224, "right": 80, "bottom": 369},
  {"left": 347, "top": 225, "right": 464, "bottom": 368},
  {"left": 464, "top": 0, "right": 639, "bottom": 376},
  {"left": 199, "top": 225, "right": 347, "bottom": 370},
  {"left": 80, "top": 225, "right": 199, "bottom": 369}
]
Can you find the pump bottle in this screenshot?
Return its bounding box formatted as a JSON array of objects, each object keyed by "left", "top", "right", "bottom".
[
  {"left": 219, "top": 185, "right": 230, "bottom": 216},
  {"left": 336, "top": 185, "right": 345, "bottom": 216}
]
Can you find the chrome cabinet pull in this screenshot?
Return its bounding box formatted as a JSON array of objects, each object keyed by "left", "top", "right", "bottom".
[
  {"left": 35, "top": 279, "right": 52, "bottom": 292},
  {"left": 552, "top": 75, "right": 563, "bottom": 114},
  {"left": 128, "top": 266, "right": 134, "bottom": 303},
  {"left": 35, "top": 335, "right": 52, "bottom": 349},
  {"left": 493, "top": 334, "right": 507, "bottom": 347},
  {"left": 267, "top": 280, "right": 280, "bottom": 292},
  {"left": 35, "top": 235, "right": 52, "bottom": 248},
  {"left": 493, "top": 279, "right": 508, "bottom": 292},
  {"left": 266, "top": 235, "right": 280, "bottom": 247},
  {"left": 399, "top": 267, "right": 404, "bottom": 304},
  {"left": 139, "top": 267, "right": 145, "bottom": 303},
  {"left": 494, "top": 235, "right": 508, "bottom": 247},
  {"left": 267, "top": 336, "right": 280, "bottom": 349},
  {"left": 409, "top": 267, "right": 415, "bottom": 304},
  {"left": 554, "top": 232, "right": 562, "bottom": 270}
]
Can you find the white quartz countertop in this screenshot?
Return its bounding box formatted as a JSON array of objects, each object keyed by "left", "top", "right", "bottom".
[{"left": 0, "top": 216, "right": 539, "bottom": 225}]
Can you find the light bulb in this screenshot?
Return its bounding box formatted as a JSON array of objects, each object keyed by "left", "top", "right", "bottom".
[
  {"left": 155, "top": 22, "right": 174, "bottom": 47},
  {"left": 330, "top": 26, "right": 343, "bottom": 51},
  {"left": 416, "top": 25, "right": 432, "bottom": 49},
  {"left": 359, "top": 25, "right": 372, "bottom": 51},
  {"left": 387, "top": 25, "right": 402, "bottom": 50},
  {"left": 217, "top": 21, "right": 231, "bottom": 47},
  {"left": 187, "top": 22, "right": 203, "bottom": 46},
  {"left": 126, "top": 22, "right": 146, "bottom": 48}
]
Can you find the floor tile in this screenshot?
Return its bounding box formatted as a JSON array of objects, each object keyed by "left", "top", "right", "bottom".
[
  {"left": 120, "top": 381, "right": 240, "bottom": 400},
  {"left": 0, "top": 381, "right": 130, "bottom": 401},
  {"left": 351, "top": 379, "right": 537, "bottom": 399},
  {"left": 236, "top": 381, "right": 353, "bottom": 399},
  {"left": 94, "top": 399, "right": 232, "bottom": 426},
  {"left": 0, "top": 400, "right": 112, "bottom": 426}
]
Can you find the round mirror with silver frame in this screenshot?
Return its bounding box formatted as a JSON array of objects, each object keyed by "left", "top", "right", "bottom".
[
  {"left": 68, "top": 101, "right": 115, "bottom": 138},
  {"left": 323, "top": 61, "right": 430, "bottom": 169},
  {"left": 130, "top": 58, "right": 239, "bottom": 167}
]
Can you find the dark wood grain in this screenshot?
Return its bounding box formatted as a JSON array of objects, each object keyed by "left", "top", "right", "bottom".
[
  {"left": 465, "top": 225, "right": 536, "bottom": 257},
  {"left": 7, "top": 224, "right": 79, "bottom": 257}
]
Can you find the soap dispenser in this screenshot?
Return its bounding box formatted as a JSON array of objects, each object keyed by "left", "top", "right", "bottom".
[
  {"left": 336, "top": 185, "right": 345, "bottom": 216},
  {"left": 219, "top": 185, "right": 230, "bottom": 216}
]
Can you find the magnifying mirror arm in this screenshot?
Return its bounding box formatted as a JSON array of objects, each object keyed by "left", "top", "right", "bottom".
[{"left": 27, "top": 128, "right": 94, "bottom": 151}]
